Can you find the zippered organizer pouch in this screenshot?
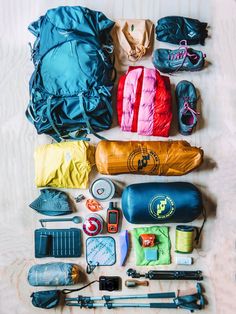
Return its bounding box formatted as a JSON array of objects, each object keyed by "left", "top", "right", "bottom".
[{"left": 35, "top": 228, "right": 82, "bottom": 258}]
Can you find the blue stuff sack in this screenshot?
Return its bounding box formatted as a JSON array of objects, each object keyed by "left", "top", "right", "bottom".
[
  {"left": 28, "top": 262, "right": 80, "bottom": 286},
  {"left": 31, "top": 290, "right": 60, "bottom": 309},
  {"left": 122, "top": 182, "right": 203, "bottom": 224},
  {"left": 29, "top": 188, "right": 73, "bottom": 216},
  {"left": 156, "top": 16, "right": 208, "bottom": 45},
  {"left": 26, "top": 6, "right": 115, "bottom": 141}
]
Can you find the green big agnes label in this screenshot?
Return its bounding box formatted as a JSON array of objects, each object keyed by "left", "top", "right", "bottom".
[{"left": 149, "top": 195, "right": 175, "bottom": 219}]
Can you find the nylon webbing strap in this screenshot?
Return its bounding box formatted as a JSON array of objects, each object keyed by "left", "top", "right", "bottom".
[
  {"left": 46, "top": 97, "right": 63, "bottom": 142},
  {"left": 79, "top": 93, "right": 108, "bottom": 141},
  {"left": 42, "top": 85, "right": 113, "bottom": 142},
  {"left": 46, "top": 96, "right": 90, "bottom": 142}
]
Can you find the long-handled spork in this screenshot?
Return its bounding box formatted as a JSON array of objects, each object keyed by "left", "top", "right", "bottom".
[
  {"left": 39, "top": 216, "right": 82, "bottom": 227},
  {"left": 65, "top": 283, "right": 205, "bottom": 312}
]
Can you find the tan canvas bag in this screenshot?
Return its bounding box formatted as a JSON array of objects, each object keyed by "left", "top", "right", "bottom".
[{"left": 112, "top": 19, "right": 154, "bottom": 63}]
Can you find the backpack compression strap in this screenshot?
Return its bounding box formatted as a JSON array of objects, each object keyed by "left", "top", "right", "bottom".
[{"left": 45, "top": 87, "right": 112, "bottom": 142}]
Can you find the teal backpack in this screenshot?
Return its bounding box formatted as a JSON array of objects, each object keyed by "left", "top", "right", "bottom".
[{"left": 26, "top": 6, "right": 115, "bottom": 141}]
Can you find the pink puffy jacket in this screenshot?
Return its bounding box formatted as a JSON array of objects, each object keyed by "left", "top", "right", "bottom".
[{"left": 117, "top": 66, "right": 172, "bottom": 137}]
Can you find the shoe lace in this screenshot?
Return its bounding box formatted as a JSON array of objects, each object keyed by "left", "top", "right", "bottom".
[
  {"left": 169, "top": 40, "right": 199, "bottom": 62},
  {"left": 182, "top": 97, "right": 200, "bottom": 116}
]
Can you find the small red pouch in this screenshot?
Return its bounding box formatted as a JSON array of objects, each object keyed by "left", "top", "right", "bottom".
[{"left": 139, "top": 234, "right": 156, "bottom": 247}]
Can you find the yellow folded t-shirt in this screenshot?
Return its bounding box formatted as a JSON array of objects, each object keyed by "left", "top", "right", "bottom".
[{"left": 35, "top": 141, "right": 95, "bottom": 189}]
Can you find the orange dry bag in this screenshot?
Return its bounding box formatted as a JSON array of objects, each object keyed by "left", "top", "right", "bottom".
[{"left": 95, "top": 140, "right": 203, "bottom": 176}]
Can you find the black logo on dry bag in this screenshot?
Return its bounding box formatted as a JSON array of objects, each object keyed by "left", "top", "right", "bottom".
[
  {"left": 127, "top": 147, "right": 159, "bottom": 174},
  {"left": 138, "top": 154, "right": 150, "bottom": 170}
]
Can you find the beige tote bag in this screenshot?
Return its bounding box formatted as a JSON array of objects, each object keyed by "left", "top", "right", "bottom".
[{"left": 112, "top": 19, "right": 154, "bottom": 64}]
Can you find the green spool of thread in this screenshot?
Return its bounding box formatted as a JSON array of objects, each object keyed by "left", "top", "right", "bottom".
[{"left": 175, "top": 225, "right": 199, "bottom": 253}]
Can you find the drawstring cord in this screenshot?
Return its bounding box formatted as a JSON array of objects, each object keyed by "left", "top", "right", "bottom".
[
  {"left": 102, "top": 44, "right": 114, "bottom": 54},
  {"left": 128, "top": 44, "right": 146, "bottom": 61},
  {"left": 28, "top": 42, "right": 35, "bottom": 61},
  {"left": 26, "top": 103, "right": 40, "bottom": 123}
]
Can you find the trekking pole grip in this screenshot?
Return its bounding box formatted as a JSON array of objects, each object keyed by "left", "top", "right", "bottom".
[
  {"left": 150, "top": 303, "right": 177, "bottom": 309},
  {"left": 147, "top": 292, "right": 176, "bottom": 299}
]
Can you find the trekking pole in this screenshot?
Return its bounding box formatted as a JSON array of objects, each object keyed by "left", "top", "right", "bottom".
[
  {"left": 127, "top": 268, "right": 203, "bottom": 280},
  {"left": 65, "top": 283, "right": 205, "bottom": 312},
  {"left": 65, "top": 292, "right": 176, "bottom": 303},
  {"left": 66, "top": 301, "right": 178, "bottom": 309}
]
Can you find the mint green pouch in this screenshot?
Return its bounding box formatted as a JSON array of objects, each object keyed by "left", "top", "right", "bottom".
[{"left": 132, "top": 226, "right": 171, "bottom": 266}]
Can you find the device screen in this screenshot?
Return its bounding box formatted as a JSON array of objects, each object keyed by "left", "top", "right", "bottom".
[{"left": 109, "top": 212, "right": 117, "bottom": 224}]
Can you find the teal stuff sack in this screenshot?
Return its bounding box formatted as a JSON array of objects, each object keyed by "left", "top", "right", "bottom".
[
  {"left": 122, "top": 182, "right": 203, "bottom": 224},
  {"left": 31, "top": 290, "right": 60, "bottom": 309},
  {"left": 156, "top": 16, "right": 208, "bottom": 45},
  {"left": 28, "top": 262, "right": 80, "bottom": 286},
  {"left": 26, "top": 6, "right": 115, "bottom": 141}
]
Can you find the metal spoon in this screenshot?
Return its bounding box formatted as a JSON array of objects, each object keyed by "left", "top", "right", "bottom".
[{"left": 39, "top": 216, "right": 82, "bottom": 227}]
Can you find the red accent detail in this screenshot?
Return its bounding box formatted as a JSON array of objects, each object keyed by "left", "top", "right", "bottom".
[
  {"left": 116, "top": 66, "right": 144, "bottom": 128},
  {"left": 83, "top": 216, "right": 102, "bottom": 236},
  {"left": 152, "top": 70, "right": 172, "bottom": 137},
  {"left": 86, "top": 199, "right": 103, "bottom": 212},
  {"left": 88, "top": 222, "right": 96, "bottom": 231},
  {"left": 117, "top": 74, "right": 126, "bottom": 126}
]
